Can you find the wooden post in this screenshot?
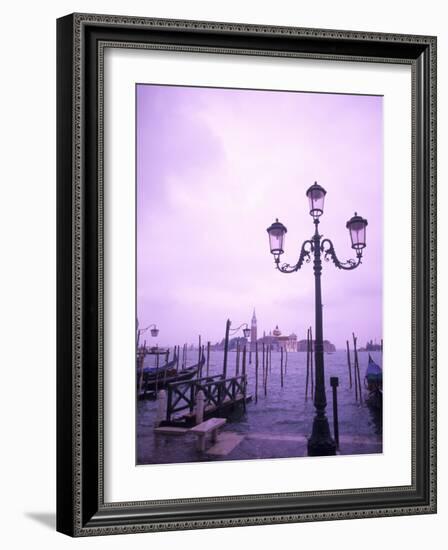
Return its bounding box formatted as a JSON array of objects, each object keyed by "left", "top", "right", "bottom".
[
  {"left": 346, "top": 340, "right": 353, "bottom": 389},
  {"left": 249, "top": 349, "right": 252, "bottom": 365},
  {"left": 162, "top": 347, "right": 168, "bottom": 386},
  {"left": 223, "top": 319, "right": 231, "bottom": 379},
  {"left": 330, "top": 378, "right": 340, "bottom": 449},
  {"left": 138, "top": 345, "right": 145, "bottom": 397},
  {"left": 352, "top": 333, "right": 363, "bottom": 404},
  {"left": 153, "top": 347, "right": 161, "bottom": 393},
  {"left": 242, "top": 344, "right": 247, "bottom": 376},
  {"left": 198, "top": 335, "right": 202, "bottom": 368},
  {"left": 154, "top": 390, "right": 167, "bottom": 429},
  {"left": 235, "top": 339, "right": 240, "bottom": 376},
  {"left": 255, "top": 342, "right": 259, "bottom": 404},
  {"left": 285, "top": 348, "right": 288, "bottom": 375},
  {"left": 262, "top": 342, "right": 265, "bottom": 387},
  {"left": 242, "top": 345, "right": 247, "bottom": 412},
  {"left": 269, "top": 345, "right": 272, "bottom": 374},
  {"left": 137, "top": 340, "right": 146, "bottom": 394},
  {"left": 264, "top": 345, "right": 269, "bottom": 396},
  {"left": 356, "top": 341, "right": 363, "bottom": 405},
  {"left": 195, "top": 390, "right": 205, "bottom": 425},
  {"left": 280, "top": 347, "right": 284, "bottom": 388},
  {"left": 352, "top": 339, "right": 358, "bottom": 401},
  {"left": 201, "top": 345, "right": 205, "bottom": 376},
  {"left": 305, "top": 327, "right": 310, "bottom": 401},
  {"left": 206, "top": 341, "right": 210, "bottom": 377},
  {"left": 166, "top": 388, "right": 172, "bottom": 421}
]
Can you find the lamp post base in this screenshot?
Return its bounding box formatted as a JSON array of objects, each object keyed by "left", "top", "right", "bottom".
[{"left": 307, "top": 415, "right": 337, "bottom": 456}]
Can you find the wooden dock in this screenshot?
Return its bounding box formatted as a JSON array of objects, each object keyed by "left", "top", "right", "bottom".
[{"left": 161, "top": 374, "right": 250, "bottom": 427}]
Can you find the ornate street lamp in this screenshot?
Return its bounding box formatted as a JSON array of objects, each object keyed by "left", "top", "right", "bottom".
[
  {"left": 346, "top": 212, "right": 368, "bottom": 250},
  {"left": 267, "top": 219, "right": 288, "bottom": 261},
  {"left": 306, "top": 181, "right": 327, "bottom": 219},
  {"left": 267, "top": 183, "right": 368, "bottom": 456},
  {"left": 136, "top": 320, "right": 160, "bottom": 349}
]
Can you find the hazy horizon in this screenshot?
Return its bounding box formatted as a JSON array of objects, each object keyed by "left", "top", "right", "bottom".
[{"left": 136, "top": 84, "right": 383, "bottom": 349}]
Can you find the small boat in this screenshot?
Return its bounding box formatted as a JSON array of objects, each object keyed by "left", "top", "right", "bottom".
[
  {"left": 365, "top": 354, "right": 382, "bottom": 410},
  {"left": 145, "top": 346, "right": 169, "bottom": 355},
  {"left": 138, "top": 354, "right": 206, "bottom": 398},
  {"left": 365, "top": 354, "right": 382, "bottom": 391},
  {"left": 141, "top": 356, "right": 177, "bottom": 378}
]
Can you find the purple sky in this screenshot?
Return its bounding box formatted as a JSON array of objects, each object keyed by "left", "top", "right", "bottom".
[{"left": 137, "top": 85, "right": 383, "bottom": 349}]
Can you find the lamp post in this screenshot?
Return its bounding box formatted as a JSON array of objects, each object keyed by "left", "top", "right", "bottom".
[
  {"left": 266, "top": 182, "right": 368, "bottom": 456},
  {"left": 136, "top": 320, "right": 160, "bottom": 350},
  {"left": 230, "top": 323, "right": 251, "bottom": 339},
  {"left": 223, "top": 321, "right": 251, "bottom": 379}
]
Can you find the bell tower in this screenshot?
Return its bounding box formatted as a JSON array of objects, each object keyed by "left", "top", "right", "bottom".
[{"left": 251, "top": 308, "right": 257, "bottom": 351}]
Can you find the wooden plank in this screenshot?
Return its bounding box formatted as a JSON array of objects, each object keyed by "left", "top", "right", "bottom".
[{"left": 154, "top": 426, "right": 189, "bottom": 435}]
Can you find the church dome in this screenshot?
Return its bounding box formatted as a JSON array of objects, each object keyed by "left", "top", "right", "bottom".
[{"left": 273, "top": 325, "right": 281, "bottom": 337}]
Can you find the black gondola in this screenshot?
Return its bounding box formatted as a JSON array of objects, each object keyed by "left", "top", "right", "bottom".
[{"left": 138, "top": 354, "right": 206, "bottom": 398}]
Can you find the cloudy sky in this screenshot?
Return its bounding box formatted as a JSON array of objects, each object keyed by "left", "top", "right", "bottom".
[{"left": 136, "top": 84, "right": 383, "bottom": 349}]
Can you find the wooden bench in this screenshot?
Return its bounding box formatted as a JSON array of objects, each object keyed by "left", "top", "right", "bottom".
[{"left": 189, "top": 418, "right": 226, "bottom": 451}]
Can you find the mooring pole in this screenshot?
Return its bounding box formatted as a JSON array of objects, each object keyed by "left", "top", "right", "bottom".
[
  {"left": 235, "top": 339, "right": 240, "bottom": 376},
  {"left": 206, "top": 341, "right": 210, "bottom": 377},
  {"left": 223, "top": 319, "right": 231, "bottom": 379},
  {"left": 330, "top": 376, "right": 340, "bottom": 450},
  {"left": 242, "top": 345, "right": 247, "bottom": 412},
  {"left": 280, "top": 347, "right": 284, "bottom": 388},
  {"left": 255, "top": 342, "right": 259, "bottom": 404},
  {"left": 262, "top": 342, "right": 265, "bottom": 387},
  {"left": 346, "top": 340, "right": 352, "bottom": 389},
  {"left": 305, "top": 327, "right": 310, "bottom": 401},
  {"left": 353, "top": 333, "right": 363, "bottom": 405}
]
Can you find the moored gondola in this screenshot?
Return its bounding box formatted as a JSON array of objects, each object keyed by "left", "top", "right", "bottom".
[
  {"left": 138, "top": 354, "right": 206, "bottom": 399},
  {"left": 365, "top": 354, "right": 382, "bottom": 410}
]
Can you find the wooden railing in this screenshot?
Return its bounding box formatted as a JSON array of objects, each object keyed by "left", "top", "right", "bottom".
[{"left": 165, "top": 375, "right": 247, "bottom": 421}]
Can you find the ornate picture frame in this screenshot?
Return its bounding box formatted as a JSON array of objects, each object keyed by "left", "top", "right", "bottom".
[{"left": 57, "top": 13, "right": 436, "bottom": 536}]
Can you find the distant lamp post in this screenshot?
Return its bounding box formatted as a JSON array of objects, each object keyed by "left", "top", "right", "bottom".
[{"left": 267, "top": 182, "right": 368, "bottom": 456}]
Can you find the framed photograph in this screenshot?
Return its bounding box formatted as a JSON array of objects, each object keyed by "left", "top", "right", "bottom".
[{"left": 57, "top": 13, "right": 437, "bottom": 536}]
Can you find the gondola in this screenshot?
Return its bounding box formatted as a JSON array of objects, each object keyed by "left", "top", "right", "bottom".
[
  {"left": 141, "top": 356, "right": 177, "bottom": 379},
  {"left": 365, "top": 354, "right": 382, "bottom": 410},
  {"left": 138, "top": 354, "right": 206, "bottom": 398},
  {"left": 365, "top": 354, "right": 382, "bottom": 391}
]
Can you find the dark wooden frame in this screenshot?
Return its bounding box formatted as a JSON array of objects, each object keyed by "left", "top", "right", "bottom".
[{"left": 57, "top": 13, "right": 437, "bottom": 537}]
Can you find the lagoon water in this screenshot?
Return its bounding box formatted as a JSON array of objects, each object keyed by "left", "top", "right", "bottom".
[{"left": 137, "top": 349, "right": 382, "bottom": 465}]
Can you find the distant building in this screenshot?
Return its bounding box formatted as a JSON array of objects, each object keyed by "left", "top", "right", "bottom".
[
  {"left": 361, "top": 339, "right": 382, "bottom": 352},
  {"left": 296, "top": 339, "right": 336, "bottom": 352},
  {"left": 258, "top": 325, "right": 298, "bottom": 352}
]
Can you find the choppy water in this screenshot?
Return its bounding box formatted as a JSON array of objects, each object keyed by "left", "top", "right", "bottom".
[{"left": 137, "top": 350, "right": 382, "bottom": 464}]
